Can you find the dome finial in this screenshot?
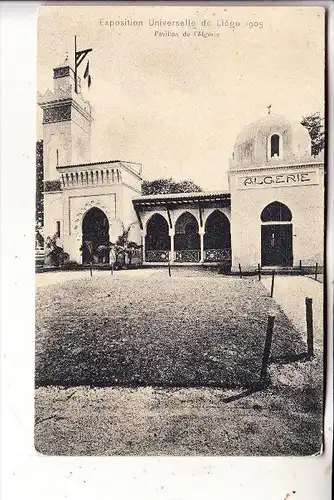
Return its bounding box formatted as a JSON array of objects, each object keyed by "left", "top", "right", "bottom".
[{"left": 267, "top": 104, "right": 272, "bottom": 115}]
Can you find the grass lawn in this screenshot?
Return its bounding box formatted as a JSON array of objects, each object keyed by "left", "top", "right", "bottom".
[{"left": 36, "top": 273, "right": 307, "bottom": 388}]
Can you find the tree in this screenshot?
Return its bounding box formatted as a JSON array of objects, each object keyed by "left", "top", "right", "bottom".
[
  {"left": 36, "top": 140, "right": 44, "bottom": 228},
  {"left": 301, "top": 112, "right": 325, "bottom": 157},
  {"left": 142, "top": 177, "right": 202, "bottom": 196},
  {"left": 112, "top": 222, "right": 142, "bottom": 268}
]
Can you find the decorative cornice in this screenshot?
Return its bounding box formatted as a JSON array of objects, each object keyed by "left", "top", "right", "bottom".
[
  {"left": 38, "top": 87, "right": 72, "bottom": 104},
  {"left": 229, "top": 161, "right": 324, "bottom": 175},
  {"left": 38, "top": 85, "right": 92, "bottom": 122}
]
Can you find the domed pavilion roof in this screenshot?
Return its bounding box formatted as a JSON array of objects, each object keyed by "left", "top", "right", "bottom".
[{"left": 230, "top": 112, "right": 313, "bottom": 170}]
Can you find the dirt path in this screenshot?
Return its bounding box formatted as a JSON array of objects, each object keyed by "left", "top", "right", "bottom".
[
  {"left": 35, "top": 384, "right": 322, "bottom": 456},
  {"left": 262, "top": 276, "right": 324, "bottom": 350}
]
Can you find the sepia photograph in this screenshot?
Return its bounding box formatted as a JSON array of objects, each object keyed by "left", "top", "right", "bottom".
[{"left": 34, "top": 4, "right": 326, "bottom": 456}]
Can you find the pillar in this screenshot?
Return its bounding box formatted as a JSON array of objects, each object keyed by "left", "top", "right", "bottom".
[
  {"left": 199, "top": 228, "right": 205, "bottom": 263},
  {"left": 141, "top": 228, "right": 146, "bottom": 264},
  {"left": 169, "top": 227, "right": 175, "bottom": 262}
]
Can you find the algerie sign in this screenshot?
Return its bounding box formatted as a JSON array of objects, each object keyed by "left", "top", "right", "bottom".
[{"left": 238, "top": 170, "right": 319, "bottom": 189}]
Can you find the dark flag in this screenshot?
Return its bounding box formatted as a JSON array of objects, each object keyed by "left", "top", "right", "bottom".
[
  {"left": 84, "top": 60, "right": 89, "bottom": 79},
  {"left": 74, "top": 36, "right": 93, "bottom": 93}
]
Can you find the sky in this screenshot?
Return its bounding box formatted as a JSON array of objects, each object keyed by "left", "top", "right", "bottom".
[{"left": 37, "top": 5, "right": 325, "bottom": 191}]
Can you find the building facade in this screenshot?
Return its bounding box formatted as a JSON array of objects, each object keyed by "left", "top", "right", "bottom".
[
  {"left": 38, "top": 60, "right": 324, "bottom": 270},
  {"left": 38, "top": 60, "right": 142, "bottom": 264}
]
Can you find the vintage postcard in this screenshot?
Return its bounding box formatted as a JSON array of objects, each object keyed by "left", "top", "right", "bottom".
[{"left": 35, "top": 4, "right": 326, "bottom": 456}]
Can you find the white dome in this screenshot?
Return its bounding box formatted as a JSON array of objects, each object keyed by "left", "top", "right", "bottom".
[
  {"left": 231, "top": 112, "right": 312, "bottom": 169},
  {"left": 290, "top": 121, "right": 311, "bottom": 159},
  {"left": 234, "top": 113, "right": 290, "bottom": 149}
]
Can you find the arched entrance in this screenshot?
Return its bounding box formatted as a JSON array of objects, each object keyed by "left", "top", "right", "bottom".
[
  {"left": 204, "top": 210, "right": 231, "bottom": 263},
  {"left": 175, "top": 212, "right": 200, "bottom": 262},
  {"left": 82, "top": 207, "right": 110, "bottom": 264},
  {"left": 261, "top": 201, "right": 293, "bottom": 266},
  {"left": 145, "top": 214, "right": 170, "bottom": 262}
]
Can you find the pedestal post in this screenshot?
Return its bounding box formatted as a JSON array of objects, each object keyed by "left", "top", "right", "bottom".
[
  {"left": 169, "top": 228, "right": 175, "bottom": 262},
  {"left": 199, "top": 228, "right": 205, "bottom": 263}
]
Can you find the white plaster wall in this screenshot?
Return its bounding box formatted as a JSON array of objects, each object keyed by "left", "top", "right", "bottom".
[
  {"left": 61, "top": 186, "right": 120, "bottom": 263},
  {"left": 60, "top": 180, "right": 142, "bottom": 263},
  {"left": 141, "top": 208, "right": 200, "bottom": 233},
  {"left": 43, "top": 123, "right": 72, "bottom": 180},
  {"left": 43, "top": 191, "right": 62, "bottom": 240},
  {"left": 203, "top": 207, "right": 231, "bottom": 226},
  {"left": 141, "top": 209, "right": 169, "bottom": 235},
  {"left": 121, "top": 166, "right": 142, "bottom": 193},
  {"left": 71, "top": 108, "right": 91, "bottom": 165},
  {"left": 229, "top": 165, "right": 324, "bottom": 270},
  {"left": 43, "top": 108, "right": 91, "bottom": 181},
  {"left": 121, "top": 185, "right": 142, "bottom": 245}
]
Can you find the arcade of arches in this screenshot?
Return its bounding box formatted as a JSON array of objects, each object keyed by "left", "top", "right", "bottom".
[
  {"left": 79, "top": 202, "right": 295, "bottom": 269},
  {"left": 145, "top": 210, "right": 231, "bottom": 264}
]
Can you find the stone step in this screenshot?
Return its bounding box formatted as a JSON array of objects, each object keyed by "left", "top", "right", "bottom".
[{"left": 35, "top": 250, "right": 45, "bottom": 268}]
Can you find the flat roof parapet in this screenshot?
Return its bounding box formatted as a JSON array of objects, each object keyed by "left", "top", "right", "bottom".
[
  {"left": 57, "top": 160, "right": 142, "bottom": 178},
  {"left": 133, "top": 190, "right": 231, "bottom": 207}
]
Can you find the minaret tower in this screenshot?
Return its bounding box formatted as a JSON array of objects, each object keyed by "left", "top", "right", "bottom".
[
  {"left": 38, "top": 55, "right": 93, "bottom": 184},
  {"left": 38, "top": 41, "right": 93, "bottom": 242}
]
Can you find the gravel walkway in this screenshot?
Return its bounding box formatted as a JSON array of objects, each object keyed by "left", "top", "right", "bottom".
[
  {"left": 262, "top": 276, "right": 324, "bottom": 350},
  {"left": 35, "top": 384, "right": 322, "bottom": 456},
  {"left": 36, "top": 268, "right": 161, "bottom": 288}
]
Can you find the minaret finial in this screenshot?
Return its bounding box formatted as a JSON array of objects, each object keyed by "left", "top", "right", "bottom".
[
  {"left": 267, "top": 104, "right": 272, "bottom": 115},
  {"left": 65, "top": 52, "right": 68, "bottom": 63}
]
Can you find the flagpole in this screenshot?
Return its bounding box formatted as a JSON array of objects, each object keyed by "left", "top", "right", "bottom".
[{"left": 74, "top": 35, "right": 77, "bottom": 94}]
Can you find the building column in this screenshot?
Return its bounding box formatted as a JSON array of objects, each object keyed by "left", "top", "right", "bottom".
[
  {"left": 169, "top": 227, "right": 175, "bottom": 262},
  {"left": 141, "top": 229, "right": 146, "bottom": 264},
  {"left": 199, "top": 227, "right": 205, "bottom": 263}
]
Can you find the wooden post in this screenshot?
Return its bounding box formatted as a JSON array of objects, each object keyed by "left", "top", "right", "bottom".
[
  {"left": 305, "top": 297, "right": 314, "bottom": 358},
  {"left": 299, "top": 259, "right": 302, "bottom": 271},
  {"left": 238, "top": 263, "right": 242, "bottom": 278},
  {"left": 168, "top": 260, "right": 171, "bottom": 277},
  {"left": 315, "top": 263, "right": 318, "bottom": 281},
  {"left": 270, "top": 270, "right": 275, "bottom": 298},
  {"left": 258, "top": 263, "right": 261, "bottom": 281},
  {"left": 260, "top": 315, "right": 275, "bottom": 382},
  {"left": 89, "top": 262, "right": 93, "bottom": 277},
  {"left": 110, "top": 263, "right": 114, "bottom": 275}
]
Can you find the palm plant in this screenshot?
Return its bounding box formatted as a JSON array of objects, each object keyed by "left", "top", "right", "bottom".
[{"left": 112, "top": 222, "right": 142, "bottom": 268}]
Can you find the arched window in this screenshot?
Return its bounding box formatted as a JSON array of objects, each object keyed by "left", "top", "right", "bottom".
[
  {"left": 174, "top": 212, "right": 200, "bottom": 262},
  {"left": 174, "top": 213, "right": 199, "bottom": 249},
  {"left": 270, "top": 134, "right": 280, "bottom": 157},
  {"left": 204, "top": 210, "right": 231, "bottom": 250},
  {"left": 146, "top": 214, "right": 170, "bottom": 251},
  {"left": 261, "top": 201, "right": 292, "bottom": 222}
]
